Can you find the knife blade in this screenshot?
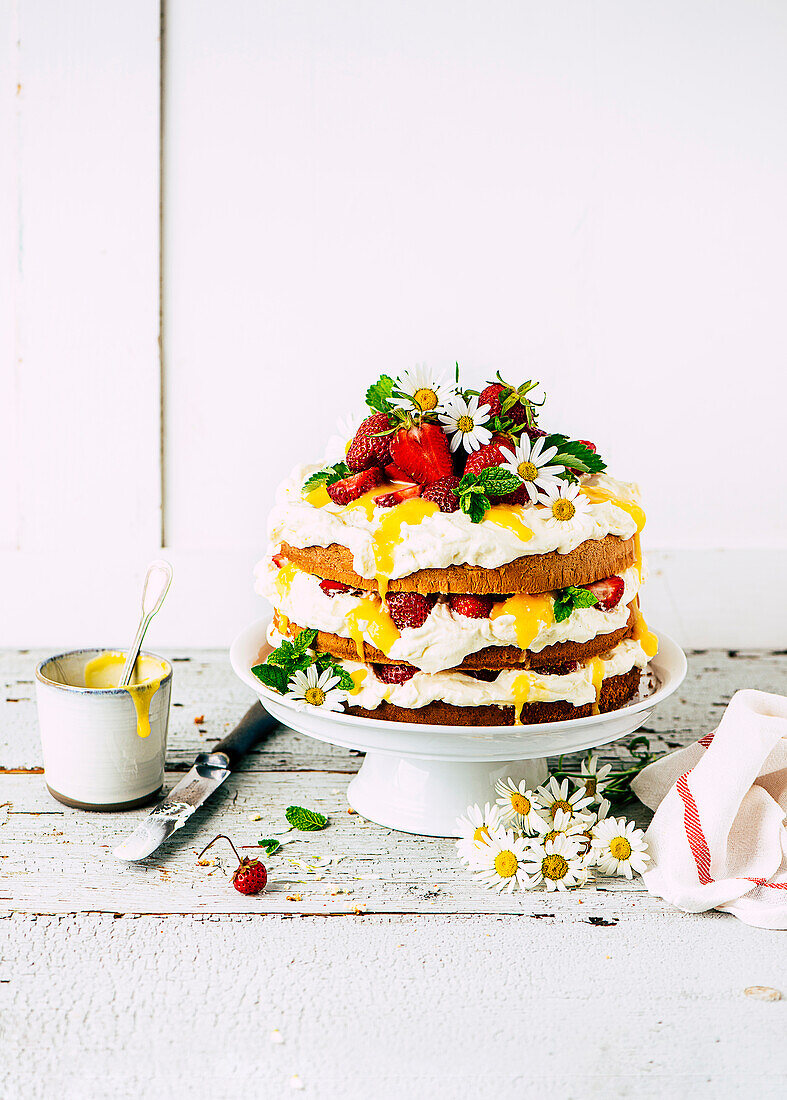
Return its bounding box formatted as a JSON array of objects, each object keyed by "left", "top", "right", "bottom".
[{"left": 114, "top": 700, "right": 278, "bottom": 861}]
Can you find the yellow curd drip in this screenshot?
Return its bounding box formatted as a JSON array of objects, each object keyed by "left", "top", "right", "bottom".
[
  {"left": 83, "top": 651, "right": 167, "bottom": 739},
  {"left": 306, "top": 485, "right": 331, "bottom": 508},
  {"left": 274, "top": 561, "right": 298, "bottom": 598},
  {"left": 589, "top": 656, "right": 605, "bottom": 716},
  {"left": 581, "top": 485, "right": 646, "bottom": 580},
  {"left": 371, "top": 498, "right": 439, "bottom": 594},
  {"left": 485, "top": 504, "right": 533, "bottom": 542},
  {"left": 345, "top": 598, "right": 401, "bottom": 661},
  {"left": 343, "top": 485, "right": 385, "bottom": 522},
  {"left": 490, "top": 592, "right": 554, "bottom": 649},
  {"left": 632, "top": 606, "right": 659, "bottom": 660},
  {"left": 349, "top": 669, "right": 367, "bottom": 695},
  {"left": 511, "top": 672, "right": 533, "bottom": 726}
]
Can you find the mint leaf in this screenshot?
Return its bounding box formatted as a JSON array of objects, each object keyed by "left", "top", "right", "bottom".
[
  {"left": 476, "top": 465, "right": 520, "bottom": 497},
  {"left": 366, "top": 375, "right": 395, "bottom": 413},
  {"left": 258, "top": 838, "right": 281, "bottom": 856},
  {"left": 314, "top": 652, "right": 355, "bottom": 692},
  {"left": 251, "top": 663, "right": 289, "bottom": 694},
  {"left": 552, "top": 584, "right": 599, "bottom": 623},
  {"left": 565, "top": 585, "right": 599, "bottom": 609},
  {"left": 285, "top": 805, "right": 329, "bottom": 831},
  {"left": 292, "top": 628, "right": 317, "bottom": 653},
  {"left": 303, "top": 462, "right": 351, "bottom": 494},
  {"left": 545, "top": 436, "right": 606, "bottom": 475}
]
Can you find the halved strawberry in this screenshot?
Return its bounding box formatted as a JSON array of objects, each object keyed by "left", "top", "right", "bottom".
[
  {"left": 448, "top": 594, "right": 494, "bottom": 619},
  {"left": 385, "top": 591, "right": 435, "bottom": 630},
  {"left": 389, "top": 422, "right": 454, "bottom": 485},
  {"left": 385, "top": 462, "right": 413, "bottom": 482},
  {"left": 346, "top": 413, "right": 393, "bottom": 471},
  {"left": 319, "top": 579, "right": 352, "bottom": 597},
  {"left": 421, "top": 475, "right": 460, "bottom": 513},
  {"left": 373, "top": 662, "right": 417, "bottom": 685},
  {"left": 374, "top": 483, "right": 422, "bottom": 508},
  {"left": 581, "top": 575, "right": 625, "bottom": 611},
  {"left": 271, "top": 551, "right": 287, "bottom": 568},
  {"left": 463, "top": 435, "right": 515, "bottom": 478},
  {"left": 326, "top": 467, "right": 384, "bottom": 506}
]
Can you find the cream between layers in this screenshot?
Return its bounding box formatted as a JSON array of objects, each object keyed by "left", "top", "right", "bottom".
[
  {"left": 265, "top": 626, "right": 650, "bottom": 711},
  {"left": 256, "top": 560, "right": 643, "bottom": 673},
  {"left": 268, "top": 467, "right": 640, "bottom": 581}
]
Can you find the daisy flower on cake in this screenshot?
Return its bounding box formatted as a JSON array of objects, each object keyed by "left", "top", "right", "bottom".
[
  {"left": 535, "top": 776, "right": 594, "bottom": 824},
  {"left": 522, "top": 834, "right": 588, "bottom": 892},
  {"left": 499, "top": 436, "right": 564, "bottom": 503},
  {"left": 538, "top": 480, "right": 592, "bottom": 529},
  {"left": 591, "top": 817, "right": 651, "bottom": 879},
  {"left": 283, "top": 666, "right": 346, "bottom": 712},
  {"left": 494, "top": 777, "right": 548, "bottom": 835},
  {"left": 389, "top": 365, "right": 456, "bottom": 416},
  {"left": 473, "top": 829, "right": 532, "bottom": 893},
  {"left": 455, "top": 802, "right": 504, "bottom": 864},
  {"left": 438, "top": 395, "right": 492, "bottom": 453}
]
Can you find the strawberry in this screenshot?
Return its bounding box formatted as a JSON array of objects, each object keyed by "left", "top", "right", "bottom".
[
  {"left": 346, "top": 413, "right": 393, "bottom": 471},
  {"left": 578, "top": 439, "right": 596, "bottom": 453},
  {"left": 319, "top": 579, "right": 352, "bottom": 597},
  {"left": 385, "top": 591, "right": 435, "bottom": 630},
  {"left": 326, "top": 466, "right": 384, "bottom": 505},
  {"left": 448, "top": 594, "right": 494, "bottom": 619},
  {"left": 373, "top": 662, "right": 417, "bottom": 685},
  {"left": 463, "top": 436, "right": 515, "bottom": 478},
  {"left": 197, "top": 835, "right": 267, "bottom": 896},
  {"left": 582, "top": 575, "right": 625, "bottom": 611},
  {"left": 479, "top": 379, "right": 537, "bottom": 425},
  {"left": 389, "top": 421, "right": 454, "bottom": 485},
  {"left": 421, "top": 475, "right": 460, "bottom": 512},
  {"left": 271, "top": 551, "right": 287, "bottom": 568},
  {"left": 500, "top": 484, "right": 532, "bottom": 506},
  {"left": 385, "top": 462, "right": 413, "bottom": 482},
  {"left": 374, "top": 483, "right": 422, "bottom": 508}
]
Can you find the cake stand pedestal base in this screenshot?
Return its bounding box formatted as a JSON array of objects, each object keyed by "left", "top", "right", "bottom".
[{"left": 347, "top": 753, "right": 549, "bottom": 837}]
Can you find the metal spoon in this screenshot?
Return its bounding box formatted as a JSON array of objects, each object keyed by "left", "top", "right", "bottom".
[{"left": 119, "top": 560, "right": 173, "bottom": 687}]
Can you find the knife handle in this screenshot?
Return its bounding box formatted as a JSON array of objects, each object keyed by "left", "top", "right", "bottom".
[{"left": 213, "top": 701, "right": 278, "bottom": 769}]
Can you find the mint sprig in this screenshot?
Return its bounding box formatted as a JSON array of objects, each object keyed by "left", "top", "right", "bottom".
[
  {"left": 366, "top": 375, "right": 395, "bottom": 413},
  {"left": 285, "top": 805, "right": 329, "bottom": 831},
  {"left": 552, "top": 585, "right": 599, "bottom": 624},
  {"left": 251, "top": 629, "right": 355, "bottom": 696},
  {"left": 303, "top": 462, "right": 351, "bottom": 494},
  {"left": 457, "top": 465, "right": 521, "bottom": 524}
]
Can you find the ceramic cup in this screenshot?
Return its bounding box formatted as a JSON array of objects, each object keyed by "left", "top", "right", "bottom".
[{"left": 35, "top": 648, "right": 173, "bottom": 810}]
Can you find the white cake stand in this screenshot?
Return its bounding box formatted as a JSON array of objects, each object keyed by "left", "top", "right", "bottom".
[{"left": 230, "top": 619, "right": 687, "bottom": 837}]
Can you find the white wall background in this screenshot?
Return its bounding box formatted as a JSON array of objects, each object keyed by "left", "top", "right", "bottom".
[{"left": 2, "top": 0, "right": 786, "bottom": 648}]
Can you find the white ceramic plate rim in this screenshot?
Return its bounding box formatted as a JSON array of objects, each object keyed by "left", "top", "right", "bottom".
[{"left": 230, "top": 618, "right": 687, "bottom": 737}]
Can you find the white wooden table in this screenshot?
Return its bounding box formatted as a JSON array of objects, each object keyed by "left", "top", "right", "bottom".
[{"left": 2, "top": 649, "right": 786, "bottom": 1099}]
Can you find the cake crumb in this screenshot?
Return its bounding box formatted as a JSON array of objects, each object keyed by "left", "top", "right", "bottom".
[
  {"left": 286, "top": 893, "right": 303, "bottom": 902},
  {"left": 193, "top": 714, "right": 205, "bottom": 724}
]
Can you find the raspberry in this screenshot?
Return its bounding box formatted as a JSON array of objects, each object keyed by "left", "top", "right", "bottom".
[
  {"left": 326, "top": 467, "right": 384, "bottom": 506},
  {"left": 385, "top": 591, "right": 435, "bottom": 630},
  {"left": 346, "top": 413, "right": 393, "bottom": 471},
  {"left": 421, "top": 475, "right": 460, "bottom": 513},
  {"left": 373, "top": 662, "right": 417, "bottom": 685},
  {"left": 448, "top": 594, "right": 494, "bottom": 619}
]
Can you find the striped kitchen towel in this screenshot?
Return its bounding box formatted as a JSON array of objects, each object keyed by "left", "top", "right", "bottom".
[{"left": 631, "top": 689, "right": 787, "bottom": 929}]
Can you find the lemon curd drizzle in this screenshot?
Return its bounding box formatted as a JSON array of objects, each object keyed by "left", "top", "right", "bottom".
[
  {"left": 484, "top": 504, "right": 533, "bottom": 542},
  {"left": 589, "top": 656, "right": 605, "bottom": 715},
  {"left": 631, "top": 604, "right": 659, "bottom": 660},
  {"left": 345, "top": 598, "right": 401, "bottom": 661},
  {"left": 83, "top": 651, "right": 167, "bottom": 739},
  {"left": 370, "top": 498, "right": 439, "bottom": 599},
  {"left": 349, "top": 669, "right": 368, "bottom": 695},
  {"left": 580, "top": 484, "right": 647, "bottom": 580},
  {"left": 490, "top": 592, "right": 554, "bottom": 649},
  {"left": 511, "top": 671, "right": 533, "bottom": 725}
]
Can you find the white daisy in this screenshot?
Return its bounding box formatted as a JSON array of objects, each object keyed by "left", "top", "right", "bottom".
[
  {"left": 539, "top": 807, "right": 588, "bottom": 846},
  {"left": 522, "top": 833, "right": 588, "bottom": 891},
  {"left": 573, "top": 754, "right": 614, "bottom": 803},
  {"left": 535, "top": 776, "right": 595, "bottom": 824},
  {"left": 499, "top": 436, "right": 563, "bottom": 503},
  {"left": 455, "top": 802, "right": 503, "bottom": 865},
  {"left": 389, "top": 364, "right": 456, "bottom": 415},
  {"left": 538, "top": 480, "right": 592, "bottom": 528},
  {"left": 438, "top": 395, "right": 492, "bottom": 453},
  {"left": 283, "top": 666, "right": 346, "bottom": 712},
  {"left": 473, "top": 829, "right": 532, "bottom": 893},
  {"left": 494, "top": 777, "right": 548, "bottom": 835},
  {"left": 591, "top": 817, "right": 651, "bottom": 880}
]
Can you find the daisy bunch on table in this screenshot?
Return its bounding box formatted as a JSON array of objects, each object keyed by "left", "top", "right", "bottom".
[{"left": 454, "top": 752, "right": 653, "bottom": 894}]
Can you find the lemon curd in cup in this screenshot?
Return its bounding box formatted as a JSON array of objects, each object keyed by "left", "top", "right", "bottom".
[{"left": 83, "top": 651, "right": 168, "bottom": 738}]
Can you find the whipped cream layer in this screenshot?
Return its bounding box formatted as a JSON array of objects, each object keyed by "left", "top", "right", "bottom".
[
  {"left": 257, "top": 559, "right": 643, "bottom": 673},
  {"left": 268, "top": 467, "right": 641, "bottom": 581},
  {"left": 266, "top": 626, "right": 650, "bottom": 712}
]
